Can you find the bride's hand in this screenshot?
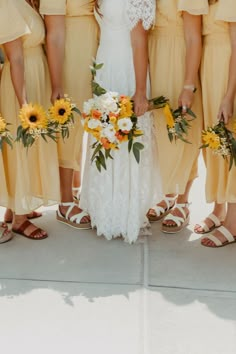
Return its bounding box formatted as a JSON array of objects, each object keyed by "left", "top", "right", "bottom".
[{"left": 132, "top": 92, "right": 149, "bottom": 117}]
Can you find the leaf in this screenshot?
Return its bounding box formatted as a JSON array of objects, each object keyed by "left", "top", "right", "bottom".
[
  {"left": 95, "top": 63, "right": 104, "bottom": 70},
  {"left": 186, "top": 108, "right": 197, "bottom": 119},
  {"left": 133, "top": 142, "right": 144, "bottom": 151},
  {"left": 91, "top": 143, "right": 102, "bottom": 162},
  {"left": 128, "top": 138, "right": 133, "bottom": 153},
  {"left": 95, "top": 158, "right": 101, "bottom": 172},
  {"left": 99, "top": 150, "right": 107, "bottom": 170},
  {"left": 133, "top": 144, "right": 140, "bottom": 164}
]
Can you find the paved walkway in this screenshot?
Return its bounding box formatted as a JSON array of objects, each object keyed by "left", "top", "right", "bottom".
[{"left": 0, "top": 155, "right": 236, "bottom": 354}]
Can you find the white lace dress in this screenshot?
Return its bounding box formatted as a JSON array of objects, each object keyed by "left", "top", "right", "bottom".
[{"left": 80, "top": 0, "right": 162, "bottom": 243}]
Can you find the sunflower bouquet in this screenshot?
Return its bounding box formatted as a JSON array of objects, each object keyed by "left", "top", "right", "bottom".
[
  {"left": 49, "top": 95, "right": 81, "bottom": 140},
  {"left": 16, "top": 103, "right": 57, "bottom": 148},
  {"left": 201, "top": 120, "right": 236, "bottom": 170},
  {"left": 163, "top": 104, "right": 196, "bottom": 144},
  {"left": 0, "top": 114, "right": 13, "bottom": 150}
]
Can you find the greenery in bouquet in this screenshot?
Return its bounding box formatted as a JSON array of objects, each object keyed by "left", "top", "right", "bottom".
[
  {"left": 49, "top": 95, "right": 81, "bottom": 140},
  {"left": 163, "top": 104, "right": 196, "bottom": 144},
  {"left": 16, "top": 103, "right": 56, "bottom": 148},
  {"left": 0, "top": 114, "right": 13, "bottom": 150},
  {"left": 201, "top": 120, "right": 236, "bottom": 170}
]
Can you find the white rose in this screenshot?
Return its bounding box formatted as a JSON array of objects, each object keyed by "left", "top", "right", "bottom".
[
  {"left": 117, "top": 118, "right": 133, "bottom": 132},
  {"left": 88, "top": 119, "right": 102, "bottom": 130}
]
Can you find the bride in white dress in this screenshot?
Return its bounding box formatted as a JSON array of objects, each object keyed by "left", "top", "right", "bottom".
[{"left": 80, "top": 0, "right": 161, "bottom": 243}]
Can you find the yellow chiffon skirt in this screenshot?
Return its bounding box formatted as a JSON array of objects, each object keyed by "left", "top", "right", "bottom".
[
  {"left": 149, "top": 27, "right": 203, "bottom": 195},
  {"left": 201, "top": 33, "right": 236, "bottom": 203}
]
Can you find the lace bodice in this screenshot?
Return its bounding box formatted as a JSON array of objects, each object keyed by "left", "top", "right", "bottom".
[{"left": 96, "top": 0, "right": 155, "bottom": 31}]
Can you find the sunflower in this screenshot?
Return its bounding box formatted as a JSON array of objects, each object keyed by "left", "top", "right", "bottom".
[
  {"left": 163, "top": 104, "right": 175, "bottom": 128},
  {"left": 202, "top": 131, "right": 221, "bottom": 149},
  {"left": 19, "top": 103, "right": 48, "bottom": 130},
  {"left": 0, "top": 115, "right": 7, "bottom": 132},
  {"left": 49, "top": 98, "right": 72, "bottom": 124}
]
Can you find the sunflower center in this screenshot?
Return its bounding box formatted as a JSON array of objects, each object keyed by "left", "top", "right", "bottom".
[
  {"left": 59, "top": 109, "right": 66, "bottom": 116},
  {"left": 29, "top": 115, "right": 37, "bottom": 123}
]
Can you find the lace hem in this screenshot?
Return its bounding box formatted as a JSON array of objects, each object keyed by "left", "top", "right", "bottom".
[{"left": 126, "top": 0, "right": 155, "bottom": 30}]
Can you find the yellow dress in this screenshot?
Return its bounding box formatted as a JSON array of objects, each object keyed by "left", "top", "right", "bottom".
[
  {"left": 201, "top": 0, "right": 236, "bottom": 203},
  {"left": 0, "top": 0, "right": 60, "bottom": 214},
  {"left": 149, "top": 0, "right": 203, "bottom": 195},
  {"left": 40, "top": 0, "right": 99, "bottom": 171}
]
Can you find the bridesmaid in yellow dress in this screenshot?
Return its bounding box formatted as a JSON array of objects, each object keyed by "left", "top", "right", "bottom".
[
  {"left": 40, "top": 0, "right": 99, "bottom": 229},
  {"left": 0, "top": 0, "right": 61, "bottom": 239},
  {"left": 148, "top": 0, "right": 203, "bottom": 233},
  {"left": 196, "top": 0, "right": 236, "bottom": 247}
]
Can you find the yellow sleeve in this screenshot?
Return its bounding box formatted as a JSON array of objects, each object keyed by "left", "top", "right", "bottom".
[
  {"left": 0, "top": 0, "right": 30, "bottom": 45},
  {"left": 39, "top": 0, "right": 67, "bottom": 15},
  {"left": 178, "top": 0, "right": 208, "bottom": 15},
  {"left": 216, "top": 0, "right": 236, "bottom": 22}
]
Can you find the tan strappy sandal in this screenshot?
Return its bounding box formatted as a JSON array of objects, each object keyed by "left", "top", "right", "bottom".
[
  {"left": 201, "top": 226, "right": 236, "bottom": 248},
  {"left": 147, "top": 196, "right": 177, "bottom": 222},
  {"left": 161, "top": 203, "right": 190, "bottom": 233},
  {"left": 57, "top": 202, "right": 91, "bottom": 230},
  {"left": 194, "top": 213, "right": 223, "bottom": 234}
]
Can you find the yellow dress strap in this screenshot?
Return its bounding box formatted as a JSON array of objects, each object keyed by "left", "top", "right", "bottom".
[
  {"left": 0, "top": 0, "right": 30, "bottom": 45},
  {"left": 216, "top": 0, "right": 236, "bottom": 22},
  {"left": 178, "top": 0, "right": 208, "bottom": 15},
  {"left": 39, "top": 0, "right": 67, "bottom": 15}
]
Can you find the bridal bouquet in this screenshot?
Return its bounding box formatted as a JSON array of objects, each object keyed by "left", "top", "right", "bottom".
[
  {"left": 163, "top": 104, "right": 196, "bottom": 144},
  {"left": 0, "top": 114, "right": 13, "bottom": 149},
  {"left": 49, "top": 95, "right": 81, "bottom": 140},
  {"left": 82, "top": 61, "right": 168, "bottom": 172},
  {"left": 82, "top": 92, "right": 144, "bottom": 171},
  {"left": 201, "top": 120, "right": 236, "bottom": 170}
]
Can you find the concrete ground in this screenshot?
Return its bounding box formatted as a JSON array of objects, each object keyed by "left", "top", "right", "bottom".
[{"left": 0, "top": 155, "right": 236, "bottom": 354}]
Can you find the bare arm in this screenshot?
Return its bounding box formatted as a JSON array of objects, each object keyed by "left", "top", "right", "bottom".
[
  {"left": 130, "top": 21, "right": 149, "bottom": 117},
  {"left": 178, "top": 12, "right": 202, "bottom": 112},
  {"left": 3, "top": 38, "right": 27, "bottom": 106},
  {"left": 218, "top": 22, "right": 236, "bottom": 123},
  {"left": 44, "top": 15, "right": 65, "bottom": 102}
]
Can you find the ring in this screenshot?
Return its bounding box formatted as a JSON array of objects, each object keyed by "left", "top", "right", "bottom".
[{"left": 182, "top": 105, "right": 187, "bottom": 111}]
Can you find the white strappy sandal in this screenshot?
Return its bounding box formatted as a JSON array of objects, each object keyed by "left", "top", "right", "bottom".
[
  {"left": 194, "top": 213, "right": 222, "bottom": 234},
  {"left": 201, "top": 226, "right": 236, "bottom": 248},
  {"left": 147, "top": 196, "right": 177, "bottom": 222},
  {"left": 161, "top": 203, "right": 190, "bottom": 233},
  {"left": 56, "top": 202, "right": 91, "bottom": 230}
]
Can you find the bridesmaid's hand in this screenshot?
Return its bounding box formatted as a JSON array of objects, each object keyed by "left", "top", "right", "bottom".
[
  {"left": 132, "top": 92, "right": 149, "bottom": 117},
  {"left": 178, "top": 88, "right": 194, "bottom": 114},
  {"left": 217, "top": 96, "right": 234, "bottom": 124},
  {"left": 51, "top": 89, "right": 64, "bottom": 103}
]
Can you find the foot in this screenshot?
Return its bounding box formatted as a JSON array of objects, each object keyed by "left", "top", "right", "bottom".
[
  {"left": 4, "top": 209, "right": 42, "bottom": 223},
  {"left": 201, "top": 225, "right": 236, "bottom": 248},
  {"left": 12, "top": 218, "right": 47, "bottom": 240},
  {"left": 162, "top": 205, "right": 189, "bottom": 227},
  {"left": 0, "top": 222, "right": 13, "bottom": 244},
  {"left": 147, "top": 195, "right": 177, "bottom": 222}
]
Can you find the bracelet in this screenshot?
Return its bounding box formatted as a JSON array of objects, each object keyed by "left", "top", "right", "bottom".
[{"left": 183, "top": 85, "right": 197, "bottom": 93}]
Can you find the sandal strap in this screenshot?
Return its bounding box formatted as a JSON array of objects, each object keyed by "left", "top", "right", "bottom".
[
  {"left": 72, "top": 187, "right": 80, "bottom": 200},
  {"left": 163, "top": 202, "right": 190, "bottom": 227},
  {"left": 205, "top": 234, "right": 224, "bottom": 247},
  {"left": 59, "top": 202, "right": 89, "bottom": 224},
  {"left": 163, "top": 214, "right": 184, "bottom": 227},
  {"left": 218, "top": 226, "right": 235, "bottom": 242},
  {"left": 15, "top": 220, "right": 32, "bottom": 234},
  {"left": 151, "top": 196, "right": 177, "bottom": 217},
  {"left": 207, "top": 213, "right": 221, "bottom": 227}
]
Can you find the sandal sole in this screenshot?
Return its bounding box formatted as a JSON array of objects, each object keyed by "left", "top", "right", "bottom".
[
  {"left": 12, "top": 229, "right": 48, "bottom": 240},
  {"left": 201, "top": 239, "right": 236, "bottom": 248}
]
